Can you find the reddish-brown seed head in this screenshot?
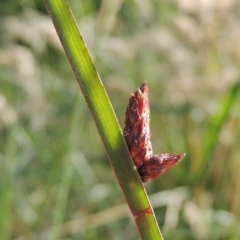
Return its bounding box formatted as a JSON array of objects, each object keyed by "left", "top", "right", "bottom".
[
  {"left": 138, "top": 153, "right": 185, "bottom": 182},
  {"left": 124, "top": 82, "right": 185, "bottom": 182},
  {"left": 124, "top": 82, "right": 152, "bottom": 168}
]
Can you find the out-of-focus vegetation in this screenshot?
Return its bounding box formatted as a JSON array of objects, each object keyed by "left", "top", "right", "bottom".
[{"left": 0, "top": 1, "right": 240, "bottom": 239}]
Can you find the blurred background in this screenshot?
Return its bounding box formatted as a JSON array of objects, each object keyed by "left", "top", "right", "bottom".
[{"left": 0, "top": 0, "right": 240, "bottom": 239}]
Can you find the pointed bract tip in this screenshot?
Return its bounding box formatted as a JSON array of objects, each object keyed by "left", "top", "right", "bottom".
[
  {"left": 139, "top": 82, "right": 148, "bottom": 93},
  {"left": 138, "top": 153, "right": 186, "bottom": 182}
]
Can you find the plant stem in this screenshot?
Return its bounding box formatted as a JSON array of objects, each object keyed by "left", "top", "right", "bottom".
[{"left": 43, "top": 0, "right": 163, "bottom": 239}]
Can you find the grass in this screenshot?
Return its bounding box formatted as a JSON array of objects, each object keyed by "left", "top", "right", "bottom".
[
  {"left": 44, "top": 0, "right": 164, "bottom": 239},
  {"left": 0, "top": 1, "right": 240, "bottom": 239}
]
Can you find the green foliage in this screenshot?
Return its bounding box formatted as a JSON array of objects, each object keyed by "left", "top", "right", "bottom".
[{"left": 0, "top": 1, "right": 240, "bottom": 240}]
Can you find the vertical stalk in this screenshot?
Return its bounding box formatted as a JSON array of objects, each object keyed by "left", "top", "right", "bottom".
[{"left": 43, "top": 0, "right": 163, "bottom": 239}]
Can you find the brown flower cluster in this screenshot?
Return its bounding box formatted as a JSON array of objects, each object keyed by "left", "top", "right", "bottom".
[{"left": 124, "top": 82, "right": 185, "bottom": 182}]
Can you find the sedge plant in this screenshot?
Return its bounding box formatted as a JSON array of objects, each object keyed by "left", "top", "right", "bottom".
[{"left": 43, "top": 0, "right": 170, "bottom": 239}]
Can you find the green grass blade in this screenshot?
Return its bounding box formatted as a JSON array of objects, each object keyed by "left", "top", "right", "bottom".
[
  {"left": 43, "top": 0, "right": 163, "bottom": 239},
  {"left": 195, "top": 80, "right": 240, "bottom": 183}
]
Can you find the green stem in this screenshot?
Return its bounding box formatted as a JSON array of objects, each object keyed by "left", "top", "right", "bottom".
[{"left": 43, "top": 0, "right": 163, "bottom": 239}]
